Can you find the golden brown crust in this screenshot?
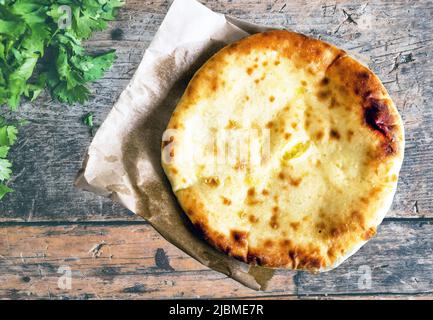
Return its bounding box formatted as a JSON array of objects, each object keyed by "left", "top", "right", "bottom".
[
  {"left": 162, "top": 30, "right": 404, "bottom": 271},
  {"left": 176, "top": 188, "right": 249, "bottom": 260},
  {"left": 324, "top": 55, "right": 403, "bottom": 160}
]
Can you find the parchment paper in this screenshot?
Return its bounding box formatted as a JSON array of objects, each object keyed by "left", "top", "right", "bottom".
[{"left": 75, "top": 0, "right": 278, "bottom": 290}]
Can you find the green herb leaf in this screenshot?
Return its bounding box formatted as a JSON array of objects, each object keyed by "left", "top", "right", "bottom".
[
  {"left": 0, "top": 183, "right": 13, "bottom": 200},
  {"left": 0, "top": 145, "right": 9, "bottom": 157},
  {"left": 82, "top": 112, "right": 94, "bottom": 128},
  {"left": 0, "top": 157, "right": 12, "bottom": 180}
]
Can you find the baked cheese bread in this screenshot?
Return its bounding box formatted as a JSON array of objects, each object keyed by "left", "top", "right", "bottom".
[{"left": 161, "top": 30, "right": 404, "bottom": 271}]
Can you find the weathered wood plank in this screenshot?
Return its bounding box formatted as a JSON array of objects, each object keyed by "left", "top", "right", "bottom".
[
  {"left": 296, "top": 219, "right": 433, "bottom": 296},
  {"left": 1, "top": 220, "right": 432, "bottom": 299},
  {"left": 0, "top": 0, "right": 432, "bottom": 221},
  {"left": 0, "top": 223, "right": 296, "bottom": 299}
]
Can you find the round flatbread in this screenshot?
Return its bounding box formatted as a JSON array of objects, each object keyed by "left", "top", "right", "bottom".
[{"left": 161, "top": 30, "right": 404, "bottom": 271}]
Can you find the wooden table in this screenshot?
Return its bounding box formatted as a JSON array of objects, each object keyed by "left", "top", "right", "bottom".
[{"left": 1, "top": 0, "right": 432, "bottom": 299}]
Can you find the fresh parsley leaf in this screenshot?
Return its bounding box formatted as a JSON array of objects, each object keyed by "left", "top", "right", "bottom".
[
  {"left": 0, "top": 158, "right": 12, "bottom": 180},
  {"left": 0, "top": 122, "right": 17, "bottom": 146},
  {"left": 0, "top": 117, "right": 20, "bottom": 200},
  {"left": 82, "top": 111, "right": 93, "bottom": 128},
  {"left": 0, "top": 145, "right": 9, "bottom": 157},
  {"left": 0, "top": 183, "right": 13, "bottom": 200}
]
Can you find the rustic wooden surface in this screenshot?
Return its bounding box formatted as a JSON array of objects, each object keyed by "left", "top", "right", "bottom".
[{"left": 0, "top": 0, "right": 432, "bottom": 299}]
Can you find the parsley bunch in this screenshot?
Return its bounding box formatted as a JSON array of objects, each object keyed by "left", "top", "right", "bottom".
[
  {"left": 0, "top": 0, "right": 124, "bottom": 199},
  {"left": 0, "top": 0, "right": 124, "bottom": 108},
  {"left": 0, "top": 117, "right": 17, "bottom": 199}
]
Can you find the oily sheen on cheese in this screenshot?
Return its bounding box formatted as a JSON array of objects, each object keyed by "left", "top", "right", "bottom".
[{"left": 161, "top": 30, "right": 404, "bottom": 271}]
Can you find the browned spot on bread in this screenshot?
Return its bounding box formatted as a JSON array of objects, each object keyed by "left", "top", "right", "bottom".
[
  {"left": 266, "top": 121, "right": 274, "bottom": 128},
  {"left": 246, "top": 187, "right": 260, "bottom": 206},
  {"left": 327, "top": 247, "right": 337, "bottom": 259},
  {"left": 245, "top": 95, "right": 250, "bottom": 101},
  {"left": 264, "top": 239, "right": 274, "bottom": 248},
  {"left": 162, "top": 135, "right": 174, "bottom": 148},
  {"left": 270, "top": 219, "right": 279, "bottom": 230},
  {"left": 363, "top": 227, "right": 376, "bottom": 240},
  {"left": 210, "top": 77, "right": 219, "bottom": 91},
  {"left": 247, "top": 187, "right": 255, "bottom": 197},
  {"left": 321, "top": 77, "right": 330, "bottom": 86},
  {"left": 369, "top": 186, "right": 383, "bottom": 198},
  {"left": 288, "top": 248, "right": 322, "bottom": 270},
  {"left": 262, "top": 61, "right": 268, "bottom": 66},
  {"left": 291, "top": 122, "right": 298, "bottom": 129},
  {"left": 204, "top": 177, "right": 220, "bottom": 188},
  {"left": 330, "top": 227, "right": 344, "bottom": 238},
  {"left": 278, "top": 172, "right": 285, "bottom": 180},
  {"left": 270, "top": 207, "right": 279, "bottom": 229},
  {"left": 330, "top": 129, "right": 341, "bottom": 140},
  {"left": 246, "top": 252, "right": 264, "bottom": 265},
  {"left": 190, "top": 214, "right": 249, "bottom": 260},
  {"left": 221, "top": 196, "right": 232, "bottom": 205},
  {"left": 329, "top": 96, "right": 338, "bottom": 109},
  {"left": 226, "top": 119, "right": 240, "bottom": 129},
  {"left": 363, "top": 98, "right": 397, "bottom": 156},
  {"left": 262, "top": 189, "right": 270, "bottom": 196},
  {"left": 269, "top": 96, "right": 275, "bottom": 102},
  {"left": 351, "top": 210, "right": 366, "bottom": 229},
  {"left": 234, "top": 161, "right": 247, "bottom": 170},
  {"left": 162, "top": 140, "right": 170, "bottom": 148},
  {"left": 358, "top": 71, "right": 370, "bottom": 80},
  {"left": 254, "top": 79, "right": 260, "bottom": 84},
  {"left": 275, "top": 60, "right": 280, "bottom": 66},
  {"left": 301, "top": 80, "right": 307, "bottom": 86},
  {"left": 231, "top": 230, "right": 248, "bottom": 246},
  {"left": 284, "top": 132, "right": 292, "bottom": 140},
  {"left": 315, "top": 130, "right": 324, "bottom": 141},
  {"left": 288, "top": 176, "right": 302, "bottom": 186},
  {"left": 347, "top": 129, "right": 354, "bottom": 141},
  {"left": 316, "top": 222, "right": 325, "bottom": 234},
  {"left": 169, "top": 150, "right": 174, "bottom": 157},
  {"left": 280, "top": 239, "right": 292, "bottom": 247},
  {"left": 249, "top": 215, "right": 259, "bottom": 223},
  {"left": 290, "top": 222, "right": 300, "bottom": 231},
  {"left": 246, "top": 67, "right": 253, "bottom": 75},
  {"left": 245, "top": 237, "right": 325, "bottom": 269},
  {"left": 360, "top": 197, "right": 369, "bottom": 204},
  {"left": 170, "top": 168, "right": 178, "bottom": 175},
  {"left": 317, "top": 90, "right": 330, "bottom": 101}
]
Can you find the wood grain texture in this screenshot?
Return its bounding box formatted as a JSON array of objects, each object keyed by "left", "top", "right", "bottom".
[
  {"left": 0, "top": 223, "right": 296, "bottom": 299},
  {"left": 1, "top": 220, "right": 432, "bottom": 299},
  {"left": 0, "top": 0, "right": 432, "bottom": 299}
]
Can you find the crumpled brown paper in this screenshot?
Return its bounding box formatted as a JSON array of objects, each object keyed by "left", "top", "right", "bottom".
[{"left": 75, "top": 0, "right": 278, "bottom": 290}]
